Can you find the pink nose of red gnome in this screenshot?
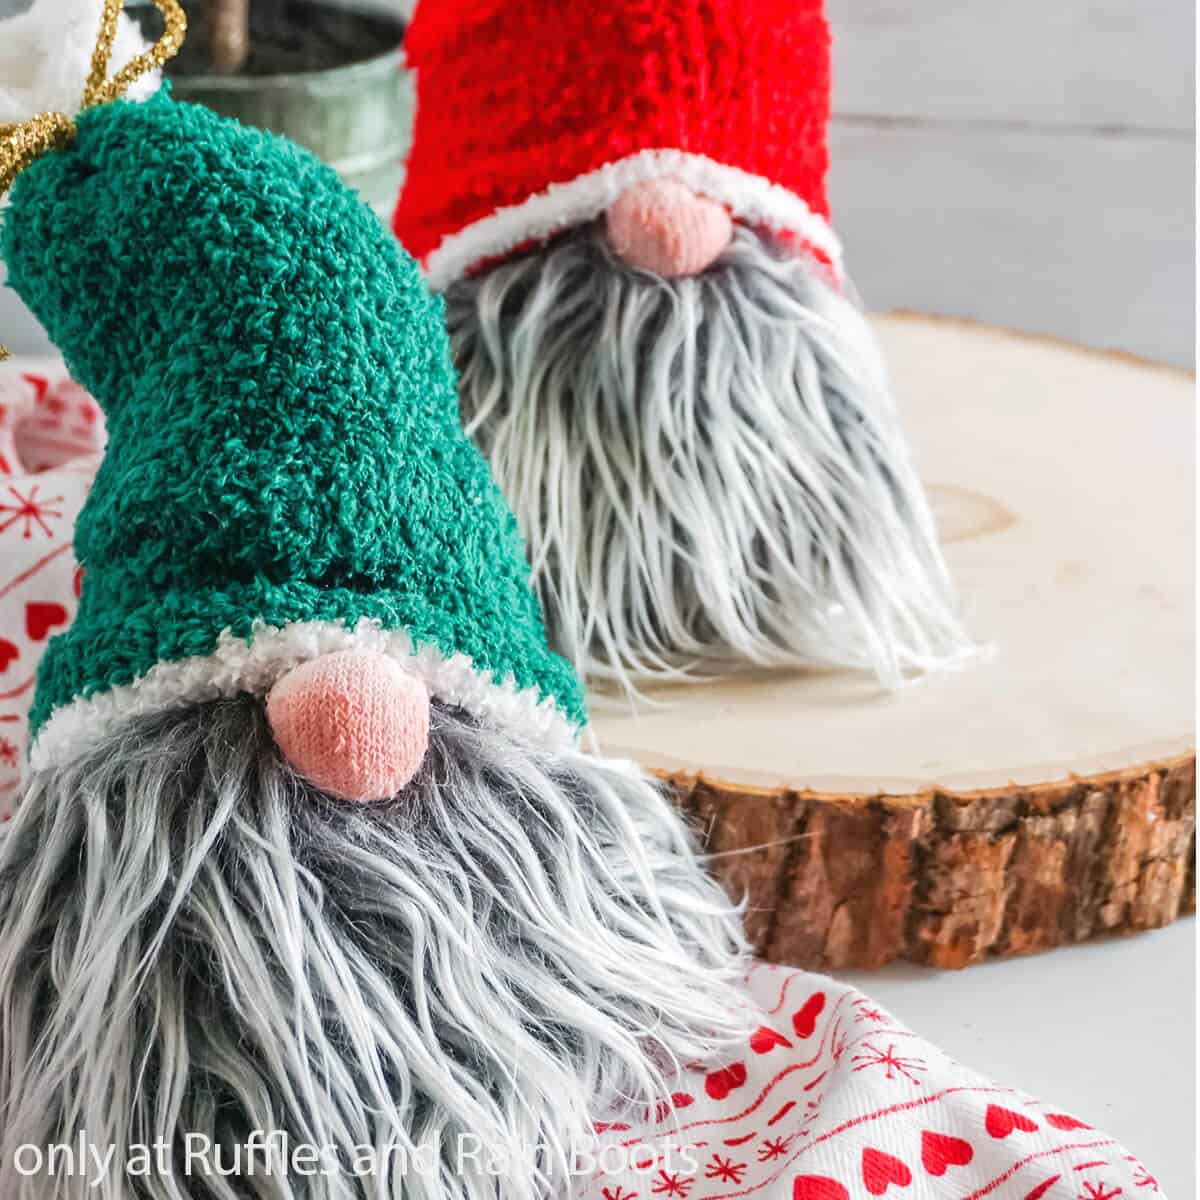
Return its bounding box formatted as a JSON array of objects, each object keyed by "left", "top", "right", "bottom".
[
  {"left": 606, "top": 179, "right": 733, "bottom": 277},
  {"left": 267, "top": 652, "right": 430, "bottom": 803}
]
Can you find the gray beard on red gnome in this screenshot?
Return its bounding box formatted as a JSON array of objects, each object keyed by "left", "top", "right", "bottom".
[
  {"left": 444, "top": 223, "right": 972, "bottom": 695},
  {"left": 0, "top": 697, "right": 750, "bottom": 1200}
]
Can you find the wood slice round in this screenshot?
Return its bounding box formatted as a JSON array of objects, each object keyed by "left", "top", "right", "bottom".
[{"left": 590, "top": 315, "right": 1196, "bottom": 970}]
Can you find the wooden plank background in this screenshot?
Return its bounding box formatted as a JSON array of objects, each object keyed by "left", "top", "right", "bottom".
[
  {"left": 0, "top": 0, "right": 1194, "bottom": 365},
  {"left": 827, "top": 0, "right": 1195, "bottom": 367}
]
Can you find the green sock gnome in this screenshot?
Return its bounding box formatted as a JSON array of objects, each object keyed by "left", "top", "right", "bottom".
[{"left": 0, "top": 5, "right": 749, "bottom": 1196}]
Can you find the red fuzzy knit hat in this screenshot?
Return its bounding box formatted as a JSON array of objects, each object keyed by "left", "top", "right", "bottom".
[{"left": 393, "top": 0, "right": 842, "bottom": 291}]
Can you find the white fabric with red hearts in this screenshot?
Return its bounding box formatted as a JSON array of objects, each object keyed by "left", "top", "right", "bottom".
[
  {"left": 0, "top": 363, "right": 105, "bottom": 820},
  {"left": 583, "top": 965, "right": 1161, "bottom": 1200}
]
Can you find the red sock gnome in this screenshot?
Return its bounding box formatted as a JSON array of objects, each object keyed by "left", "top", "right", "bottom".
[{"left": 395, "top": 0, "right": 974, "bottom": 694}]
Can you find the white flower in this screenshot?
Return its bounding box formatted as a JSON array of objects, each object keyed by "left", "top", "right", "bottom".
[{"left": 0, "top": 0, "right": 161, "bottom": 126}]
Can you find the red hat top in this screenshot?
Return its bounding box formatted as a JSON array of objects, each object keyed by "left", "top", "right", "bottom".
[{"left": 394, "top": 0, "right": 841, "bottom": 290}]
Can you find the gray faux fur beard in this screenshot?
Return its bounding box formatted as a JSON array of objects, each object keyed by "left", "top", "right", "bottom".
[
  {"left": 0, "top": 698, "right": 750, "bottom": 1200},
  {"left": 445, "top": 224, "right": 972, "bottom": 694}
]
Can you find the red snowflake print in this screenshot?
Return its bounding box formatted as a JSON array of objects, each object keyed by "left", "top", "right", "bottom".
[
  {"left": 0, "top": 485, "right": 64, "bottom": 539},
  {"left": 704, "top": 1156, "right": 747, "bottom": 1185},
  {"left": 603, "top": 1188, "right": 637, "bottom": 1200},
  {"left": 652, "top": 1171, "right": 694, "bottom": 1198},
  {"left": 1079, "top": 1183, "right": 1122, "bottom": 1200},
  {"left": 829, "top": 1023, "right": 850, "bottom": 1063},
  {"left": 800, "top": 1094, "right": 824, "bottom": 1130},
  {"left": 856, "top": 1007, "right": 887, "bottom": 1023},
  {"left": 0, "top": 738, "right": 18, "bottom": 768},
  {"left": 793, "top": 1071, "right": 827, "bottom": 1130},
  {"left": 757, "top": 1135, "right": 794, "bottom": 1163},
  {"left": 1123, "top": 1158, "right": 1157, "bottom": 1192},
  {"left": 851, "top": 1042, "right": 928, "bottom": 1085}
]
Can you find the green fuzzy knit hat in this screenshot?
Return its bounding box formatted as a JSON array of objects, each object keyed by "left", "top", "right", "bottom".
[{"left": 3, "top": 89, "right": 586, "bottom": 769}]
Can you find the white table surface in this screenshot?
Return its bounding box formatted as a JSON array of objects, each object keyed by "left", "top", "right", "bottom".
[{"left": 837, "top": 919, "right": 1195, "bottom": 1196}]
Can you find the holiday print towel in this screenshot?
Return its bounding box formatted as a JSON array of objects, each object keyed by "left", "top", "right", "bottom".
[
  {"left": 586, "top": 965, "right": 1161, "bottom": 1200},
  {"left": 0, "top": 362, "right": 105, "bottom": 819}
]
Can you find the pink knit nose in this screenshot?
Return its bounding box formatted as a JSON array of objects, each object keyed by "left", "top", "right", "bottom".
[
  {"left": 605, "top": 178, "right": 733, "bottom": 277},
  {"left": 267, "top": 652, "right": 430, "bottom": 803}
]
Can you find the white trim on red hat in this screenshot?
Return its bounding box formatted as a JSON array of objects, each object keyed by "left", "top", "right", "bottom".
[{"left": 420, "top": 148, "right": 844, "bottom": 291}]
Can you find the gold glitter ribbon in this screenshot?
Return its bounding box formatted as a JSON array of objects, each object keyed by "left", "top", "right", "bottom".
[{"left": 0, "top": 0, "right": 186, "bottom": 361}]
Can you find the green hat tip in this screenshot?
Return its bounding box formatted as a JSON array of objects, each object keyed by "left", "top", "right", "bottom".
[{"left": 2, "top": 90, "right": 585, "bottom": 767}]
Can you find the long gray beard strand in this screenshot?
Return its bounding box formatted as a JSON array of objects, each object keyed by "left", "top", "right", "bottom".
[
  {"left": 0, "top": 699, "right": 750, "bottom": 1200},
  {"left": 446, "top": 225, "right": 973, "bottom": 694}
]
